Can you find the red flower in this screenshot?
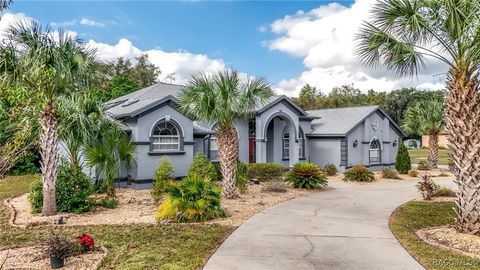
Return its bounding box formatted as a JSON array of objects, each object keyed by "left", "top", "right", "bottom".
[{"left": 77, "top": 234, "right": 95, "bottom": 249}]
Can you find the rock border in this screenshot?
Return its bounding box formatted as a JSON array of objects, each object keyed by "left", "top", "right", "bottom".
[
  {"left": 3, "top": 198, "right": 26, "bottom": 229},
  {"left": 416, "top": 226, "right": 480, "bottom": 260}
]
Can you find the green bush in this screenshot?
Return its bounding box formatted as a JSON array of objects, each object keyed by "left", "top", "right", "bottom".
[
  {"left": 9, "top": 151, "right": 40, "bottom": 176},
  {"left": 437, "top": 171, "right": 449, "bottom": 177},
  {"left": 448, "top": 159, "right": 455, "bottom": 172},
  {"left": 417, "top": 161, "right": 429, "bottom": 170},
  {"left": 152, "top": 156, "right": 175, "bottom": 201},
  {"left": 100, "top": 197, "right": 119, "bottom": 209},
  {"left": 395, "top": 142, "right": 411, "bottom": 174},
  {"left": 262, "top": 181, "right": 288, "bottom": 193},
  {"left": 247, "top": 163, "right": 286, "bottom": 182},
  {"left": 236, "top": 161, "right": 248, "bottom": 194},
  {"left": 408, "top": 169, "right": 419, "bottom": 177},
  {"left": 29, "top": 162, "right": 94, "bottom": 213},
  {"left": 434, "top": 186, "right": 456, "bottom": 197},
  {"left": 285, "top": 162, "right": 328, "bottom": 189},
  {"left": 323, "top": 163, "right": 337, "bottom": 176},
  {"left": 343, "top": 165, "right": 375, "bottom": 182},
  {"left": 188, "top": 152, "right": 218, "bottom": 181},
  {"left": 156, "top": 175, "right": 225, "bottom": 223},
  {"left": 213, "top": 162, "right": 222, "bottom": 181},
  {"left": 381, "top": 168, "right": 399, "bottom": 179}
]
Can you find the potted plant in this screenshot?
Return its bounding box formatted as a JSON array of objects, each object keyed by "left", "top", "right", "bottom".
[{"left": 45, "top": 234, "right": 72, "bottom": 269}]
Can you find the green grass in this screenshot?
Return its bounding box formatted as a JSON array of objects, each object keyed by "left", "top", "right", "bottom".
[
  {"left": 390, "top": 201, "right": 480, "bottom": 270},
  {"left": 408, "top": 148, "right": 452, "bottom": 166},
  {"left": 0, "top": 175, "right": 233, "bottom": 270}
]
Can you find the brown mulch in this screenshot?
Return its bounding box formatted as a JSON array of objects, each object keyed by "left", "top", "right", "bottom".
[
  {"left": 417, "top": 226, "right": 480, "bottom": 260},
  {"left": 0, "top": 246, "right": 107, "bottom": 270}
]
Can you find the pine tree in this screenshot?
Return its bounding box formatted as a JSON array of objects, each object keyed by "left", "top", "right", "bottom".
[{"left": 395, "top": 142, "right": 411, "bottom": 174}]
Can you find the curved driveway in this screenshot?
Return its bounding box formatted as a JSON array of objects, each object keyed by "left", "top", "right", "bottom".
[{"left": 204, "top": 179, "right": 453, "bottom": 270}]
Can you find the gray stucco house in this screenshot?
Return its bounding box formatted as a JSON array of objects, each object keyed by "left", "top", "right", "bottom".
[{"left": 105, "top": 82, "right": 405, "bottom": 187}]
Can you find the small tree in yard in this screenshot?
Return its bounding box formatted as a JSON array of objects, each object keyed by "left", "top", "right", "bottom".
[
  {"left": 152, "top": 156, "right": 175, "bottom": 200},
  {"left": 178, "top": 70, "right": 272, "bottom": 199},
  {"left": 395, "top": 142, "right": 411, "bottom": 174},
  {"left": 188, "top": 152, "right": 217, "bottom": 181}
]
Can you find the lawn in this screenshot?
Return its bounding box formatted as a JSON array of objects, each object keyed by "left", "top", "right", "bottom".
[
  {"left": 390, "top": 201, "right": 480, "bottom": 270},
  {"left": 408, "top": 148, "right": 452, "bottom": 166},
  {"left": 0, "top": 175, "right": 233, "bottom": 270}
]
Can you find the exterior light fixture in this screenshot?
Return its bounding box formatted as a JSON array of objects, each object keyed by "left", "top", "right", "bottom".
[
  {"left": 393, "top": 140, "right": 398, "bottom": 147},
  {"left": 353, "top": 139, "right": 358, "bottom": 148}
]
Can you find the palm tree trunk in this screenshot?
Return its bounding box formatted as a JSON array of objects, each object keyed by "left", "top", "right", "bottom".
[
  {"left": 445, "top": 65, "right": 480, "bottom": 235},
  {"left": 40, "top": 102, "right": 59, "bottom": 216},
  {"left": 427, "top": 131, "right": 439, "bottom": 168},
  {"left": 217, "top": 123, "right": 238, "bottom": 199}
]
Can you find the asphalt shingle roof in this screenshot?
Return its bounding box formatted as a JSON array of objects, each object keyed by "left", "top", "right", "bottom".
[{"left": 307, "top": 106, "right": 379, "bottom": 136}]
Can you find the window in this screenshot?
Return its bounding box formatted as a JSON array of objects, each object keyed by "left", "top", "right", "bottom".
[
  {"left": 283, "top": 129, "right": 290, "bottom": 159},
  {"left": 299, "top": 128, "right": 305, "bottom": 159},
  {"left": 151, "top": 120, "right": 180, "bottom": 151},
  {"left": 369, "top": 139, "right": 381, "bottom": 164},
  {"left": 209, "top": 136, "right": 218, "bottom": 161}
]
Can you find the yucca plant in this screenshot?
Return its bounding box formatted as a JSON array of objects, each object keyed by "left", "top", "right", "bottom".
[
  {"left": 285, "top": 162, "right": 328, "bottom": 189},
  {"left": 344, "top": 165, "right": 375, "bottom": 182},
  {"left": 157, "top": 175, "right": 225, "bottom": 223}
]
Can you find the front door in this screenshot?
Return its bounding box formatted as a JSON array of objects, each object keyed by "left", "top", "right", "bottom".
[{"left": 248, "top": 138, "right": 256, "bottom": 163}]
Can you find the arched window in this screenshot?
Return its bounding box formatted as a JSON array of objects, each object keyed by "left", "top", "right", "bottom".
[
  {"left": 299, "top": 128, "right": 305, "bottom": 159},
  {"left": 282, "top": 128, "right": 290, "bottom": 159},
  {"left": 151, "top": 120, "right": 180, "bottom": 151},
  {"left": 369, "top": 139, "right": 381, "bottom": 164}
]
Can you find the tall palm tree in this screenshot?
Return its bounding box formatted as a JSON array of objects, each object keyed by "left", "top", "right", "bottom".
[
  {"left": 178, "top": 70, "right": 272, "bottom": 199},
  {"left": 356, "top": 0, "right": 480, "bottom": 234},
  {"left": 0, "top": 20, "right": 98, "bottom": 215},
  {"left": 402, "top": 99, "right": 444, "bottom": 168}
]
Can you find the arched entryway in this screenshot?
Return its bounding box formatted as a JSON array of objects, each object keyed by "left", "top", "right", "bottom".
[{"left": 261, "top": 112, "right": 299, "bottom": 167}]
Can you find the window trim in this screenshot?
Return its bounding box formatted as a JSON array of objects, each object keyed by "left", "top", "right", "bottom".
[
  {"left": 149, "top": 118, "right": 184, "bottom": 152},
  {"left": 298, "top": 127, "right": 306, "bottom": 159},
  {"left": 369, "top": 138, "right": 381, "bottom": 164},
  {"left": 282, "top": 128, "right": 290, "bottom": 159}
]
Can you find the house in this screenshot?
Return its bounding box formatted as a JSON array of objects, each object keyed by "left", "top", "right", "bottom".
[{"left": 105, "top": 82, "right": 406, "bottom": 188}]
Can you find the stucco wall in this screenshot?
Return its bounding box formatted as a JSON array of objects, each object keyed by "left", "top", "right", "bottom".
[{"left": 308, "top": 138, "right": 341, "bottom": 169}]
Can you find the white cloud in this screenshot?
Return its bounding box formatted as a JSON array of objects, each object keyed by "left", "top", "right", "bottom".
[
  {"left": 80, "top": 18, "right": 105, "bottom": 27},
  {"left": 266, "top": 0, "right": 447, "bottom": 96},
  {"left": 87, "top": 38, "right": 227, "bottom": 83}
]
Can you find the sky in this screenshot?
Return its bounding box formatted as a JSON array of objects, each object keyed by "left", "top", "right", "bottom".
[{"left": 2, "top": 0, "right": 446, "bottom": 96}]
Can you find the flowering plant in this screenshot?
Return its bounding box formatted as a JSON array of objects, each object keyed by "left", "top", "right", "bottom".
[{"left": 77, "top": 234, "right": 94, "bottom": 251}]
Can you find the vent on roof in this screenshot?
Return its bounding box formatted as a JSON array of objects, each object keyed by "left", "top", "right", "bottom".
[{"left": 121, "top": 99, "right": 139, "bottom": 107}]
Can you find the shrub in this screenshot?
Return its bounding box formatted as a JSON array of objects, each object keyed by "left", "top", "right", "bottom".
[
  {"left": 188, "top": 152, "right": 218, "bottom": 181},
  {"left": 29, "top": 162, "right": 94, "bottom": 213},
  {"left": 416, "top": 174, "right": 437, "bottom": 200},
  {"left": 395, "top": 142, "right": 411, "bottom": 174},
  {"left": 100, "top": 197, "right": 119, "bottom": 209},
  {"left": 323, "top": 163, "right": 337, "bottom": 176},
  {"left": 437, "top": 171, "right": 449, "bottom": 177},
  {"left": 408, "top": 169, "right": 419, "bottom": 177},
  {"left": 152, "top": 156, "right": 175, "bottom": 201},
  {"left": 434, "top": 186, "right": 456, "bottom": 197},
  {"left": 45, "top": 233, "right": 73, "bottom": 260},
  {"left": 213, "top": 162, "right": 222, "bottom": 181},
  {"left": 8, "top": 151, "right": 40, "bottom": 176},
  {"left": 381, "top": 168, "right": 399, "bottom": 179},
  {"left": 236, "top": 161, "right": 248, "bottom": 194},
  {"left": 448, "top": 159, "right": 455, "bottom": 172},
  {"left": 343, "top": 165, "right": 375, "bottom": 182},
  {"left": 77, "top": 234, "right": 95, "bottom": 252},
  {"left": 285, "top": 162, "right": 328, "bottom": 189},
  {"left": 417, "top": 161, "right": 429, "bottom": 170},
  {"left": 247, "top": 163, "right": 286, "bottom": 182},
  {"left": 262, "top": 181, "right": 288, "bottom": 193},
  {"left": 156, "top": 175, "right": 225, "bottom": 223}
]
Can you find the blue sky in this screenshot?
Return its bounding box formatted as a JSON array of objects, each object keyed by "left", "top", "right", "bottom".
[{"left": 4, "top": 0, "right": 444, "bottom": 95}]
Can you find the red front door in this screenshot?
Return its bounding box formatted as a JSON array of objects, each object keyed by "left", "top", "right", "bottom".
[{"left": 248, "top": 138, "right": 255, "bottom": 163}]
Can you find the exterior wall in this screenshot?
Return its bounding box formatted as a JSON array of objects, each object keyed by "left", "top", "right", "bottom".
[
  {"left": 308, "top": 138, "right": 342, "bottom": 169},
  {"left": 203, "top": 119, "right": 249, "bottom": 163},
  {"left": 422, "top": 134, "right": 448, "bottom": 149}
]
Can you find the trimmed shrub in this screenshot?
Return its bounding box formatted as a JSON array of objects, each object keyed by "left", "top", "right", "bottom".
[
  {"left": 434, "top": 186, "right": 456, "bottom": 197},
  {"left": 247, "top": 163, "right": 286, "bottom": 182},
  {"left": 156, "top": 175, "right": 225, "bottom": 223},
  {"left": 188, "top": 152, "right": 218, "bottom": 181},
  {"left": 152, "top": 156, "right": 175, "bottom": 201},
  {"left": 408, "top": 169, "right": 419, "bottom": 177},
  {"left": 100, "top": 197, "right": 119, "bottom": 209},
  {"left": 29, "top": 162, "right": 94, "bottom": 213},
  {"left": 381, "top": 168, "right": 399, "bottom": 179},
  {"left": 417, "top": 161, "right": 429, "bottom": 170},
  {"left": 323, "top": 163, "right": 337, "bottom": 176},
  {"left": 285, "top": 162, "right": 328, "bottom": 189},
  {"left": 343, "top": 165, "right": 375, "bottom": 182},
  {"left": 395, "top": 142, "right": 411, "bottom": 174},
  {"left": 236, "top": 161, "right": 248, "bottom": 194},
  {"left": 262, "top": 181, "right": 288, "bottom": 193}
]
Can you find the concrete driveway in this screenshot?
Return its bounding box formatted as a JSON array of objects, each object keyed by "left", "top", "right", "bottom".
[{"left": 204, "top": 179, "right": 454, "bottom": 270}]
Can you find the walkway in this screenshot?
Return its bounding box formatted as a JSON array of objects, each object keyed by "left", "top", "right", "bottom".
[{"left": 204, "top": 179, "right": 453, "bottom": 270}]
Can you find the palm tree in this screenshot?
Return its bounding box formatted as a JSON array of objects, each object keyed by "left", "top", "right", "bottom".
[
  {"left": 402, "top": 99, "right": 444, "bottom": 168},
  {"left": 0, "top": 20, "right": 98, "bottom": 215},
  {"left": 356, "top": 0, "right": 480, "bottom": 234},
  {"left": 178, "top": 70, "right": 272, "bottom": 199}
]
